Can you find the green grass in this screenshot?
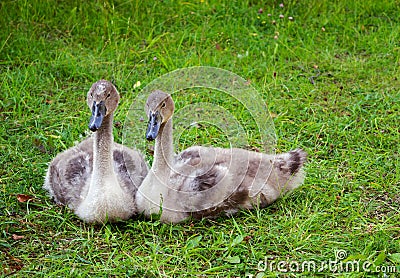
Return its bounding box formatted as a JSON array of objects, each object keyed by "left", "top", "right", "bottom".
[{"left": 1, "top": 0, "right": 399, "bottom": 277}]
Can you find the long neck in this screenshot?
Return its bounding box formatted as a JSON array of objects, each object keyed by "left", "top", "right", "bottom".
[
  {"left": 153, "top": 118, "right": 174, "bottom": 174},
  {"left": 92, "top": 114, "right": 114, "bottom": 179}
]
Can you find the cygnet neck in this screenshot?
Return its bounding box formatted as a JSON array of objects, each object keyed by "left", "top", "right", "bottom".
[
  {"left": 92, "top": 113, "right": 114, "bottom": 177},
  {"left": 153, "top": 118, "right": 174, "bottom": 175}
]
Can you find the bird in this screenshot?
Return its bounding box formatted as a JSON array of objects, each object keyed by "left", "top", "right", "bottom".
[
  {"left": 43, "top": 80, "right": 148, "bottom": 223},
  {"left": 136, "top": 90, "right": 307, "bottom": 223}
]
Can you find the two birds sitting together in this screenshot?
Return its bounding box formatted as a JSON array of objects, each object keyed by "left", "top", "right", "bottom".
[{"left": 44, "top": 80, "right": 307, "bottom": 224}]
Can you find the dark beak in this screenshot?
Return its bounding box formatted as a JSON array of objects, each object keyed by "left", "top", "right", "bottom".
[
  {"left": 88, "top": 101, "right": 107, "bottom": 132},
  {"left": 146, "top": 111, "right": 161, "bottom": 141}
]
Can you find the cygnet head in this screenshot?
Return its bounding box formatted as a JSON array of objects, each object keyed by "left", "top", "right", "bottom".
[
  {"left": 145, "top": 90, "right": 174, "bottom": 141},
  {"left": 87, "top": 80, "right": 120, "bottom": 132}
]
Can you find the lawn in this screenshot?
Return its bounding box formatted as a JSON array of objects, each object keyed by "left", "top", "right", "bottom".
[{"left": 1, "top": 0, "right": 399, "bottom": 277}]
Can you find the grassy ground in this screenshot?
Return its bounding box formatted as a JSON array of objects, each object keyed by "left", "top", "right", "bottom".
[{"left": 1, "top": 0, "right": 399, "bottom": 277}]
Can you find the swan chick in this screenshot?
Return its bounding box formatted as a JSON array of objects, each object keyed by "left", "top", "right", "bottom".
[
  {"left": 136, "top": 90, "right": 307, "bottom": 223},
  {"left": 44, "top": 80, "right": 148, "bottom": 223}
]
